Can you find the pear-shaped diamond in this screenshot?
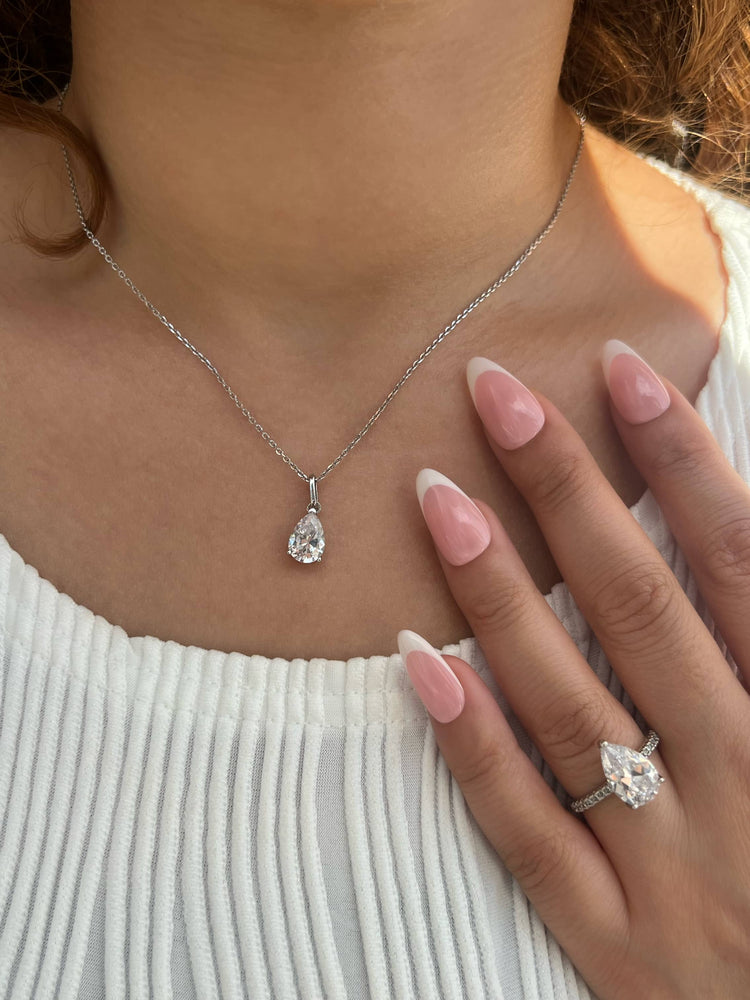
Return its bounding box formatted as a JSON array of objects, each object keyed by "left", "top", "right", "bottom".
[
  {"left": 288, "top": 511, "right": 325, "bottom": 563},
  {"left": 600, "top": 741, "right": 664, "bottom": 809}
]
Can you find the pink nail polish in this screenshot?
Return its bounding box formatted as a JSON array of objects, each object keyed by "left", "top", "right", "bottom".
[
  {"left": 397, "top": 629, "right": 465, "bottom": 723},
  {"left": 601, "top": 340, "right": 670, "bottom": 425},
  {"left": 466, "top": 357, "right": 545, "bottom": 449},
  {"left": 416, "top": 468, "right": 491, "bottom": 566}
]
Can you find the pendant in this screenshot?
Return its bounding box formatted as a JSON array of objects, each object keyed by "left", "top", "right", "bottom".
[{"left": 288, "top": 476, "right": 325, "bottom": 563}]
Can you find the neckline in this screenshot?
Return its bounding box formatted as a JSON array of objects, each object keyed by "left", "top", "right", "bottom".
[{"left": 0, "top": 157, "right": 744, "bottom": 670}]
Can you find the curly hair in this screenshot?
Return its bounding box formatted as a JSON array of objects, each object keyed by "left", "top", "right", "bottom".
[{"left": 1, "top": 0, "right": 749, "bottom": 257}]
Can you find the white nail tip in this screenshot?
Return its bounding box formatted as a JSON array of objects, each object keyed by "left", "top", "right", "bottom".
[
  {"left": 396, "top": 628, "right": 444, "bottom": 664},
  {"left": 600, "top": 339, "right": 643, "bottom": 382},
  {"left": 466, "top": 356, "right": 519, "bottom": 405},
  {"left": 415, "top": 467, "right": 476, "bottom": 512}
]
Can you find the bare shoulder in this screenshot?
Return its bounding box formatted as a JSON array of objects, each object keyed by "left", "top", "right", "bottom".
[
  {"left": 582, "top": 124, "right": 729, "bottom": 364},
  {"left": 585, "top": 124, "right": 729, "bottom": 274}
]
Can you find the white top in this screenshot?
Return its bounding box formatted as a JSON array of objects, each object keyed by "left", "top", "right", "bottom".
[{"left": 1, "top": 157, "right": 749, "bottom": 1000}]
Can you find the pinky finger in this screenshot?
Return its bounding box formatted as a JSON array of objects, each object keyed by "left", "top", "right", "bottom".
[{"left": 397, "top": 630, "right": 629, "bottom": 982}]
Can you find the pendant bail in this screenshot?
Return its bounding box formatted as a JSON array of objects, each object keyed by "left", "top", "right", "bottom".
[{"left": 307, "top": 475, "right": 321, "bottom": 513}]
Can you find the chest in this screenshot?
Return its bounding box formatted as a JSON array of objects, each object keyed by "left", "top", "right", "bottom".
[{"left": 0, "top": 288, "right": 720, "bottom": 662}]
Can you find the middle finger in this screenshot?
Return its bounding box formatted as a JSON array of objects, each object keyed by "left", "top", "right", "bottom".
[
  {"left": 414, "top": 467, "right": 673, "bottom": 836},
  {"left": 464, "top": 355, "right": 739, "bottom": 749}
]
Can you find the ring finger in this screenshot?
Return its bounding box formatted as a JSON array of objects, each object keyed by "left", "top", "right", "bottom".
[{"left": 414, "top": 468, "right": 675, "bottom": 849}]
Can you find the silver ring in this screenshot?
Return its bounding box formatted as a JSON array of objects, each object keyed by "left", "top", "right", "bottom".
[{"left": 570, "top": 730, "right": 665, "bottom": 813}]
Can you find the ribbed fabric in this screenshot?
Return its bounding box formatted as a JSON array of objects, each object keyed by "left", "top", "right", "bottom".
[{"left": 0, "top": 157, "right": 748, "bottom": 1000}]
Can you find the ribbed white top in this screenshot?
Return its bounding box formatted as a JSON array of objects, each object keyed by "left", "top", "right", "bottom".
[{"left": 0, "top": 157, "right": 748, "bottom": 1000}]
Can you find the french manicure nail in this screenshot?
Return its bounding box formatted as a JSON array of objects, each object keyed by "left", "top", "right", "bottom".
[
  {"left": 601, "top": 340, "right": 671, "bottom": 425},
  {"left": 397, "top": 628, "right": 465, "bottom": 723},
  {"left": 416, "top": 468, "right": 491, "bottom": 566},
  {"left": 466, "top": 357, "right": 545, "bottom": 449}
]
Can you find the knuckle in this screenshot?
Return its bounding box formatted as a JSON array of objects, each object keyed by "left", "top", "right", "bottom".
[
  {"left": 536, "top": 688, "right": 614, "bottom": 764},
  {"left": 523, "top": 448, "right": 592, "bottom": 517},
  {"left": 469, "top": 573, "right": 535, "bottom": 638},
  {"left": 450, "top": 737, "right": 510, "bottom": 795},
  {"left": 707, "top": 709, "right": 750, "bottom": 777},
  {"left": 504, "top": 827, "right": 573, "bottom": 897},
  {"left": 591, "top": 562, "right": 681, "bottom": 650},
  {"left": 698, "top": 512, "right": 750, "bottom": 589},
  {"left": 648, "top": 433, "right": 713, "bottom": 482}
]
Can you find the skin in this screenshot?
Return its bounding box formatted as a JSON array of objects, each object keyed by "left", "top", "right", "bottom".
[
  {"left": 427, "top": 363, "right": 750, "bottom": 997},
  {"left": 1, "top": 1, "right": 747, "bottom": 994},
  {"left": 0, "top": 0, "right": 726, "bottom": 661}
]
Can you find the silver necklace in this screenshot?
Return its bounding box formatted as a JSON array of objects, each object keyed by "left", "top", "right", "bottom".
[{"left": 56, "top": 82, "right": 585, "bottom": 564}]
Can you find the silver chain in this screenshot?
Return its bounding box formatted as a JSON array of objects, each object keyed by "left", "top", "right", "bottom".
[{"left": 56, "top": 82, "right": 585, "bottom": 489}]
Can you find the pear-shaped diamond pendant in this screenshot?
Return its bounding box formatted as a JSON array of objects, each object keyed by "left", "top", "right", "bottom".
[
  {"left": 600, "top": 740, "right": 665, "bottom": 809},
  {"left": 288, "top": 511, "right": 325, "bottom": 563},
  {"left": 288, "top": 476, "right": 325, "bottom": 564}
]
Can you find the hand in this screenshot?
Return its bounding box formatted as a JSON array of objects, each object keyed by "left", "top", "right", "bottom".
[{"left": 397, "top": 340, "right": 750, "bottom": 999}]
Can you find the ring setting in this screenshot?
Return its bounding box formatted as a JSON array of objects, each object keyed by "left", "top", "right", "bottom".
[{"left": 570, "top": 730, "right": 665, "bottom": 813}]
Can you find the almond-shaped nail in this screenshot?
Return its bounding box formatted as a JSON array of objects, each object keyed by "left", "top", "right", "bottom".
[
  {"left": 416, "top": 468, "right": 491, "bottom": 566},
  {"left": 397, "top": 628, "right": 465, "bottom": 723},
  {"left": 601, "top": 340, "right": 670, "bottom": 424},
  {"left": 466, "top": 357, "right": 545, "bottom": 449}
]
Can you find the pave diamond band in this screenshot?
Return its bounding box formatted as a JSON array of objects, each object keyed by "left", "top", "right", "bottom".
[{"left": 570, "top": 730, "right": 665, "bottom": 813}]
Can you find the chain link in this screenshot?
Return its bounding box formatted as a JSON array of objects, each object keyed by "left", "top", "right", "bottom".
[{"left": 56, "top": 82, "right": 585, "bottom": 487}]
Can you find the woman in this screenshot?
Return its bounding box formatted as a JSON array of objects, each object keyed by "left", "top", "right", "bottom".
[{"left": 0, "top": 0, "right": 748, "bottom": 996}]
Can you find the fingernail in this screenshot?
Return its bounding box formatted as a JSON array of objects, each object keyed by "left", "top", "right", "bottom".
[
  {"left": 466, "top": 357, "right": 545, "bottom": 449},
  {"left": 601, "top": 340, "right": 670, "bottom": 424},
  {"left": 416, "top": 468, "right": 491, "bottom": 566},
  {"left": 397, "top": 628, "right": 465, "bottom": 723}
]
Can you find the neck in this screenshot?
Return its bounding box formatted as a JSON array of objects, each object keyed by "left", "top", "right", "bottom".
[{"left": 59, "top": 0, "right": 582, "bottom": 352}]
